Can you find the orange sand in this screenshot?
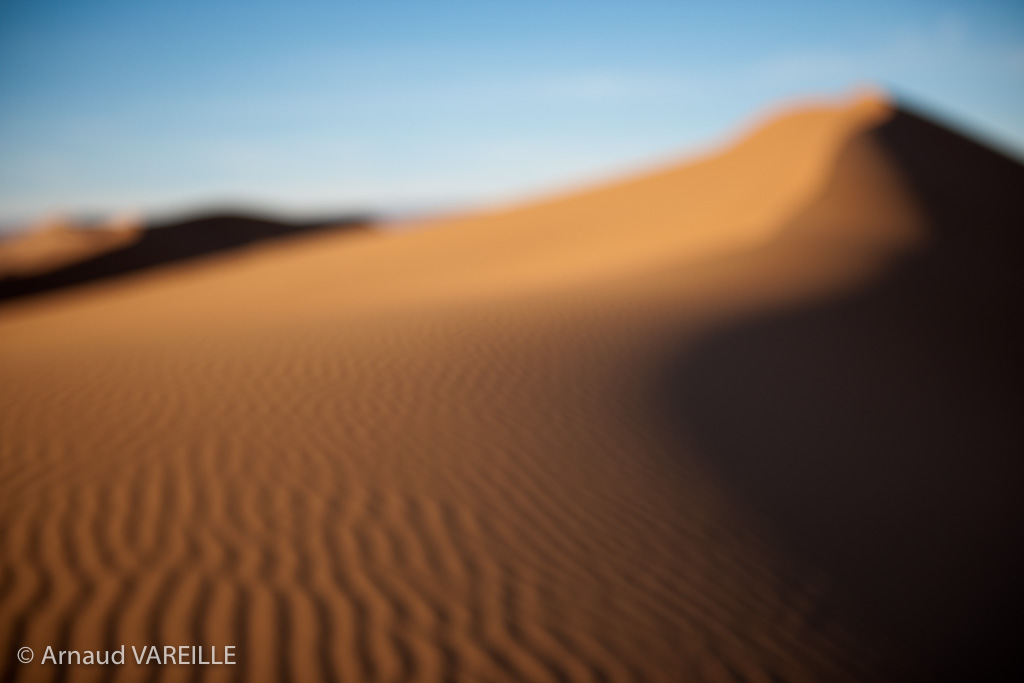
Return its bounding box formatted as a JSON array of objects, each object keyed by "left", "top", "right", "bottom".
[{"left": 2, "top": 91, "right": 1021, "bottom": 682}]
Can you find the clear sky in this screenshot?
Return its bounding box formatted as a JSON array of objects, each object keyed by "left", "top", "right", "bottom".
[{"left": 1, "top": 0, "right": 1022, "bottom": 225}]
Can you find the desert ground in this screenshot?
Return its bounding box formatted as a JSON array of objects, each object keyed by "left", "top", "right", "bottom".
[{"left": 1, "top": 91, "right": 1021, "bottom": 682}]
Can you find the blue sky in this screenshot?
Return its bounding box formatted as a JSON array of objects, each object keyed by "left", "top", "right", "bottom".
[{"left": 1, "top": 0, "right": 1022, "bottom": 224}]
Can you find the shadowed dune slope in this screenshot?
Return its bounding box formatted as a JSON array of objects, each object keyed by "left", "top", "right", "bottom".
[
  {"left": 1, "top": 92, "right": 1018, "bottom": 682},
  {"left": 661, "top": 107, "right": 1024, "bottom": 682}
]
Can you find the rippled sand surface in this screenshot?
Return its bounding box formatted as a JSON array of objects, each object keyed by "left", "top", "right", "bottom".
[{"left": 3, "top": 92, "right": 1021, "bottom": 682}]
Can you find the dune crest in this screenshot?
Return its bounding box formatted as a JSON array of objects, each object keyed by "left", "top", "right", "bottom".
[{"left": 2, "top": 90, "right": 1020, "bottom": 682}]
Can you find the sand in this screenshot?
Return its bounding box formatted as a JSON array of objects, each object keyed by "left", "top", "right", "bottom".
[
  {"left": 1, "top": 91, "right": 1021, "bottom": 682},
  {"left": 0, "top": 213, "right": 370, "bottom": 303},
  {"left": 0, "top": 216, "right": 140, "bottom": 280}
]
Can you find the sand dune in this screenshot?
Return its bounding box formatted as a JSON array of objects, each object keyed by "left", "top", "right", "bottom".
[
  {"left": 0, "top": 215, "right": 141, "bottom": 281},
  {"left": 0, "top": 212, "right": 371, "bottom": 303},
  {"left": 1, "top": 90, "right": 1021, "bottom": 682}
]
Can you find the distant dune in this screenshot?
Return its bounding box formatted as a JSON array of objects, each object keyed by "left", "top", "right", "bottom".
[
  {"left": 1, "top": 91, "right": 1020, "bottom": 682},
  {"left": 0, "top": 212, "right": 372, "bottom": 303},
  {"left": 0, "top": 214, "right": 141, "bottom": 280}
]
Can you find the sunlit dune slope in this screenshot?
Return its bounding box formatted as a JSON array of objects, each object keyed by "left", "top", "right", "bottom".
[{"left": 1, "top": 90, "right": 1020, "bottom": 683}]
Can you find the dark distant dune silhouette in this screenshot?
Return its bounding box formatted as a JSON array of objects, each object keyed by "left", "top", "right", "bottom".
[
  {"left": 662, "top": 107, "right": 1024, "bottom": 681},
  {"left": 0, "top": 212, "right": 373, "bottom": 303}
]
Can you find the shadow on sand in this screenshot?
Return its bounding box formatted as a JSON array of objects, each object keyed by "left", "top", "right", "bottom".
[
  {"left": 658, "top": 110, "right": 1024, "bottom": 680},
  {"left": 0, "top": 212, "right": 372, "bottom": 303}
]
